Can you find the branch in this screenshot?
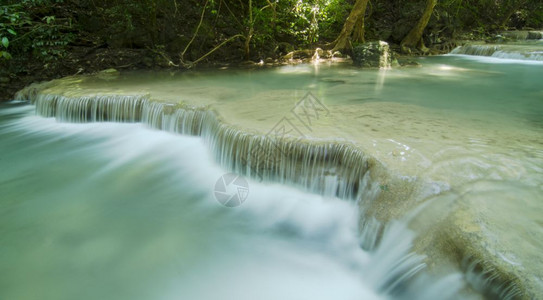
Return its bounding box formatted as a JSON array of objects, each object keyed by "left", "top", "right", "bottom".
[
  {"left": 147, "top": 47, "right": 180, "bottom": 67},
  {"left": 181, "top": 0, "right": 209, "bottom": 59},
  {"left": 186, "top": 34, "right": 244, "bottom": 68},
  {"left": 221, "top": 0, "right": 244, "bottom": 28}
]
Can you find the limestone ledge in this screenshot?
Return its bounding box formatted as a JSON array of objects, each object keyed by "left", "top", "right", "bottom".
[{"left": 15, "top": 75, "right": 541, "bottom": 299}]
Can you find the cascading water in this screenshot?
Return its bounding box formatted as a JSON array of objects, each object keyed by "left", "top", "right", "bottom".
[
  {"left": 0, "top": 103, "right": 464, "bottom": 300},
  {"left": 7, "top": 54, "right": 543, "bottom": 299},
  {"left": 450, "top": 30, "right": 543, "bottom": 63},
  {"left": 500, "top": 30, "right": 543, "bottom": 40},
  {"left": 450, "top": 43, "right": 543, "bottom": 62},
  {"left": 27, "top": 93, "right": 379, "bottom": 202},
  {"left": 34, "top": 93, "right": 145, "bottom": 122}
]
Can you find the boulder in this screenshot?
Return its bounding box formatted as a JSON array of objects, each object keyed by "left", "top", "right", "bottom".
[
  {"left": 97, "top": 68, "right": 120, "bottom": 80},
  {"left": 352, "top": 41, "right": 393, "bottom": 68},
  {"left": 527, "top": 31, "right": 543, "bottom": 40}
]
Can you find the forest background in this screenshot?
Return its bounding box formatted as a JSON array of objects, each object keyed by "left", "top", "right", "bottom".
[{"left": 1, "top": 0, "right": 542, "bottom": 100}]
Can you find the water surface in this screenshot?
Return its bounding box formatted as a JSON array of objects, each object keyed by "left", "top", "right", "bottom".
[
  {"left": 5, "top": 42, "right": 543, "bottom": 298},
  {"left": 1, "top": 104, "right": 462, "bottom": 300}
]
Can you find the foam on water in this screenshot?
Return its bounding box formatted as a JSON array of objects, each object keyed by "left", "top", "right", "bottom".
[
  {"left": 450, "top": 43, "right": 543, "bottom": 63},
  {"left": 0, "top": 104, "right": 465, "bottom": 300},
  {"left": 26, "top": 94, "right": 377, "bottom": 201},
  {"left": 9, "top": 53, "right": 543, "bottom": 297}
]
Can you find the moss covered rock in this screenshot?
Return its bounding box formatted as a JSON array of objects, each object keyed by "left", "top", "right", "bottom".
[{"left": 352, "top": 41, "right": 392, "bottom": 68}]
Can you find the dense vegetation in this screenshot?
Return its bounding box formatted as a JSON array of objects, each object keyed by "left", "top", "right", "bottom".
[{"left": 1, "top": 0, "right": 542, "bottom": 99}]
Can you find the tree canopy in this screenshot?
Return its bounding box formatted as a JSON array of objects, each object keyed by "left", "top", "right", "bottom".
[{"left": 1, "top": 0, "right": 542, "bottom": 71}]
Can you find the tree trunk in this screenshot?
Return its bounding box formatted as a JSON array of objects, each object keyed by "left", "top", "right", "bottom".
[
  {"left": 150, "top": 0, "right": 158, "bottom": 45},
  {"left": 244, "top": 0, "right": 253, "bottom": 60},
  {"left": 330, "top": 0, "right": 369, "bottom": 52},
  {"left": 401, "top": 0, "right": 438, "bottom": 52},
  {"left": 352, "top": 11, "right": 366, "bottom": 43}
]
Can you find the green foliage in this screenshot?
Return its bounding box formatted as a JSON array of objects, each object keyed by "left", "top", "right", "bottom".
[
  {"left": 318, "top": 0, "right": 349, "bottom": 40},
  {"left": 0, "top": 4, "right": 28, "bottom": 60},
  {"left": 0, "top": 0, "right": 73, "bottom": 63},
  {"left": 272, "top": 0, "right": 346, "bottom": 46},
  {"left": 102, "top": 4, "right": 136, "bottom": 40},
  {"left": 438, "top": 0, "right": 542, "bottom": 35},
  {"left": 250, "top": 4, "right": 275, "bottom": 50},
  {"left": 2, "top": 0, "right": 543, "bottom": 70},
  {"left": 518, "top": 1, "right": 543, "bottom": 28}
]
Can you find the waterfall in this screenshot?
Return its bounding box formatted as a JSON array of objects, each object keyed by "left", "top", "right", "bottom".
[
  {"left": 140, "top": 100, "right": 375, "bottom": 200},
  {"left": 500, "top": 30, "right": 543, "bottom": 40},
  {"left": 21, "top": 93, "right": 381, "bottom": 202},
  {"left": 14, "top": 87, "right": 523, "bottom": 299},
  {"left": 450, "top": 45, "right": 499, "bottom": 56},
  {"left": 462, "top": 257, "right": 522, "bottom": 300},
  {"left": 450, "top": 44, "right": 543, "bottom": 61},
  {"left": 33, "top": 93, "right": 145, "bottom": 122}
]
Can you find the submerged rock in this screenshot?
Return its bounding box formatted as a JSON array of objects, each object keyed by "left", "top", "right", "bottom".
[
  {"left": 352, "top": 41, "right": 393, "bottom": 68},
  {"left": 486, "top": 34, "right": 508, "bottom": 44},
  {"left": 398, "top": 59, "right": 422, "bottom": 67},
  {"left": 97, "top": 68, "right": 120, "bottom": 80}
]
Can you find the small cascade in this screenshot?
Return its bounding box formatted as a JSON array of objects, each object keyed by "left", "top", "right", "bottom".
[
  {"left": 33, "top": 94, "right": 145, "bottom": 122},
  {"left": 450, "top": 45, "right": 499, "bottom": 56},
  {"left": 15, "top": 87, "right": 519, "bottom": 299},
  {"left": 11, "top": 62, "right": 541, "bottom": 299},
  {"left": 491, "top": 50, "right": 543, "bottom": 61},
  {"left": 450, "top": 44, "right": 543, "bottom": 61},
  {"left": 22, "top": 93, "right": 381, "bottom": 202},
  {"left": 143, "top": 101, "right": 378, "bottom": 201},
  {"left": 0, "top": 103, "right": 469, "bottom": 300},
  {"left": 357, "top": 217, "right": 465, "bottom": 299},
  {"left": 500, "top": 30, "right": 543, "bottom": 40},
  {"left": 462, "top": 257, "right": 522, "bottom": 300},
  {"left": 359, "top": 216, "right": 385, "bottom": 251}
]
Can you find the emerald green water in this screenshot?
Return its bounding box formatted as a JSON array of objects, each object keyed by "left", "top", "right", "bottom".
[
  {"left": 63, "top": 55, "right": 543, "bottom": 197},
  {"left": 0, "top": 105, "right": 377, "bottom": 299},
  {"left": 2, "top": 104, "right": 468, "bottom": 300},
  {"left": 3, "top": 46, "right": 543, "bottom": 298}
]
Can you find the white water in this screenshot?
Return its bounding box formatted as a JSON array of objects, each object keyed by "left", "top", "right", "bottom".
[
  {"left": 28, "top": 93, "right": 376, "bottom": 201},
  {"left": 450, "top": 42, "right": 543, "bottom": 62},
  {"left": 11, "top": 49, "right": 543, "bottom": 298},
  {"left": 0, "top": 104, "right": 464, "bottom": 300}
]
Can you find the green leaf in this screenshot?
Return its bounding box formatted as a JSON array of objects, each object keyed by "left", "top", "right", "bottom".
[
  {"left": 1, "top": 37, "right": 8, "bottom": 48},
  {"left": 7, "top": 29, "right": 16, "bottom": 35},
  {"left": 43, "top": 16, "right": 55, "bottom": 24},
  {"left": 0, "top": 51, "right": 12, "bottom": 59}
]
